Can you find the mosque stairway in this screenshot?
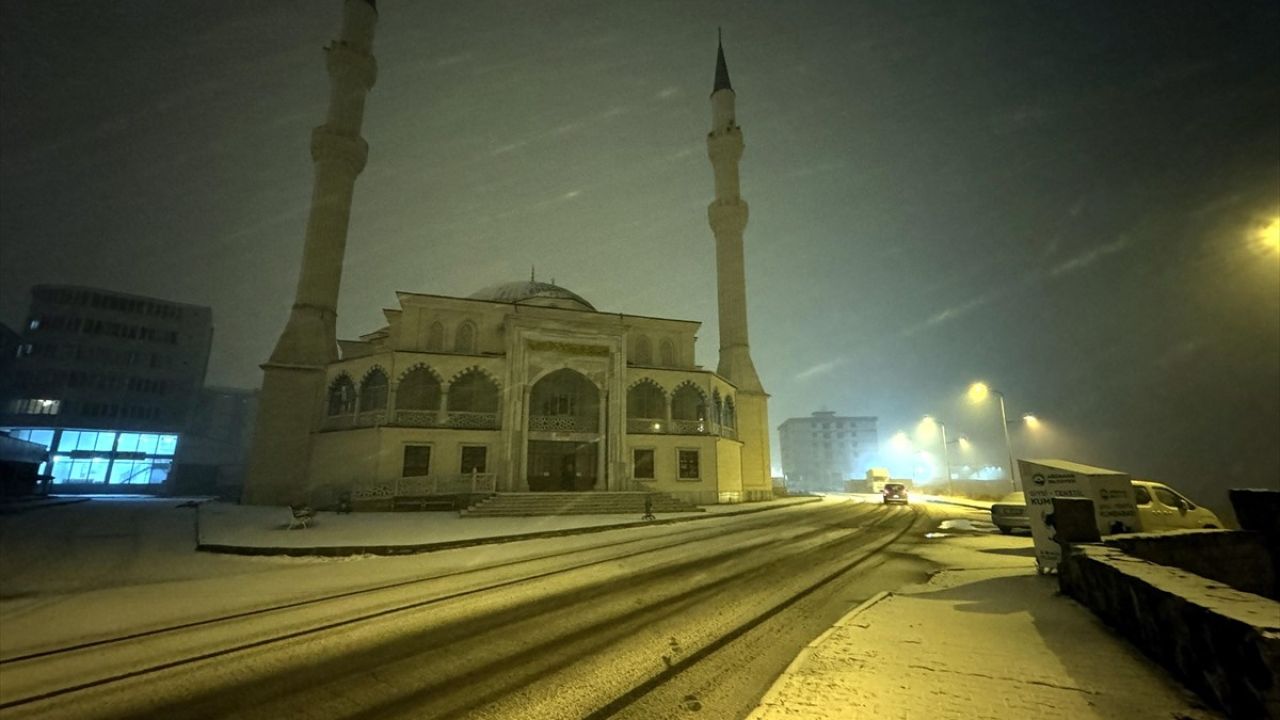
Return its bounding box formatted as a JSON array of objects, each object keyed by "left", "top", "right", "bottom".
[{"left": 461, "top": 491, "right": 703, "bottom": 517}]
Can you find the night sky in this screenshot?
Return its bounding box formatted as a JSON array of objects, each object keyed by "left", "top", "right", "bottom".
[{"left": 2, "top": 1, "right": 1277, "bottom": 508}]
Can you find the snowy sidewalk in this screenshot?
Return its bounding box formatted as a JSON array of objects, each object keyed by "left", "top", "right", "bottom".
[
  {"left": 747, "top": 532, "right": 1219, "bottom": 720},
  {"left": 198, "top": 495, "right": 821, "bottom": 555}
]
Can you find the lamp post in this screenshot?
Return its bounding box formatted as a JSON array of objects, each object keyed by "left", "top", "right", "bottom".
[
  {"left": 968, "top": 382, "right": 1019, "bottom": 492},
  {"left": 923, "top": 415, "right": 954, "bottom": 497}
]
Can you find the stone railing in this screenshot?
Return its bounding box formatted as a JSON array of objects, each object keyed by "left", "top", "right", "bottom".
[
  {"left": 393, "top": 409, "right": 445, "bottom": 428},
  {"left": 447, "top": 411, "right": 500, "bottom": 430},
  {"left": 529, "top": 415, "right": 599, "bottom": 433},
  {"left": 321, "top": 409, "right": 400, "bottom": 430},
  {"left": 352, "top": 472, "right": 498, "bottom": 502},
  {"left": 669, "top": 419, "right": 708, "bottom": 435},
  {"left": 626, "top": 418, "right": 666, "bottom": 434},
  {"left": 624, "top": 417, "right": 738, "bottom": 439}
]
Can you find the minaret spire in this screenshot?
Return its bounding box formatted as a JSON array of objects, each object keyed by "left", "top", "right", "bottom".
[
  {"left": 705, "top": 33, "right": 772, "bottom": 498},
  {"left": 243, "top": 0, "right": 379, "bottom": 506},
  {"left": 713, "top": 28, "right": 732, "bottom": 93}
]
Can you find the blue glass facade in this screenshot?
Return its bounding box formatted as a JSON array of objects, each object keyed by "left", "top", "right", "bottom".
[{"left": 3, "top": 427, "right": 178, "bottom": 486}]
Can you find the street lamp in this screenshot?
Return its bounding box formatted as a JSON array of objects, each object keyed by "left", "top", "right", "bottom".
[
  {"left": 923, "top": 415, "right": 954, "bottom": 497},
  {"left": 968, "top": 381, "right": 1019, "bottom": 491}
]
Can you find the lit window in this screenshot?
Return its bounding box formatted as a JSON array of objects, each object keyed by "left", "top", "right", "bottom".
[
  {"left": 135, "top": 434, "right": 159, "bottom": 455},
  {"left": 156, "top": 435, "right": 178, "bottom": 456}
]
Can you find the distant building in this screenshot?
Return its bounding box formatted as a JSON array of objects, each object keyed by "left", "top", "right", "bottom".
[
  {"left": 0, "top": 322, "right": 19, "bottom": 381},
  {"left": 0, "top": 285, "right": 214, "bottom": 491},
  {"left": 171, "top": 386, "right": 258, "bottom": 497},
  {"left": 779, "top": 411, "right": 879, "bottom": 492}
]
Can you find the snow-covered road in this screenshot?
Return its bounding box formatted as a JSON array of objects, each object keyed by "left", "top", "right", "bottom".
[{"left": 0, "top": 497, "right": 959, "bottom": 719}]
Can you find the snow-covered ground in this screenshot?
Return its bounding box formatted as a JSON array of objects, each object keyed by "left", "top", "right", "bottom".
[
  {"left": 197, "top": 495, "right": 817, "bottom": 551},
  {"left": 748, "top": 525, "right": 1221, "bottom": 720},
  {"left": 0, "top": 495, "right": 822, "bottom": 656},
  {"left": 1, "top": 495, "right": 1219, "bottom": 719}
]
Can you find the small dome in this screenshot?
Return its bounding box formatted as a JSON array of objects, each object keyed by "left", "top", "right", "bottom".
[{"left": 469, "top": 280, "right": 596, "bottom": 311}]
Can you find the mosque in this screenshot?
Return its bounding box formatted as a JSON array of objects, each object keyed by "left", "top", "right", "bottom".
[{"left": 242, "top": 0, "right": 772, "bottom": 508}]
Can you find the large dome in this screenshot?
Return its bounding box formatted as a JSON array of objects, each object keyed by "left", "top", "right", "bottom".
[{"left": 468, "top": 280, "right": 596, "bottom": 311}]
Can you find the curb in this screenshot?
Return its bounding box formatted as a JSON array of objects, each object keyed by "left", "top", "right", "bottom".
[
  {"left": 748, "top": 590, "right": 894, "bottom": 718},
  {"left": 196, "top": 496, "right": 824, "bottom": 558},
  {"left": 925, "top": 497, "right": 994, "bottom": 512}
]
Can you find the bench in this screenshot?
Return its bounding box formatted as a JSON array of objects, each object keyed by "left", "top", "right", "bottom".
[{"left": 288, "top": 504, "right": 316, "bottom": 529}]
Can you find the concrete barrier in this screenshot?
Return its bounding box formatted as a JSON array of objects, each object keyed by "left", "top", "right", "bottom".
[
  {"left": 1060, "top": 543, "right": 1280, "bottom": 718},
  {"left": 1102, "top": 530, "right": 1277, "bottom": 600}
]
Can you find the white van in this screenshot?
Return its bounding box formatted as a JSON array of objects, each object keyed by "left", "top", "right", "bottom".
[{"left": 1131, "top": 479, "right": 1223, "bottom": 530}]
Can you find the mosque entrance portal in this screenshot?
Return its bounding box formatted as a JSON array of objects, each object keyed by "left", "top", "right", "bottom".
[{"left": 527, "top": 440, "right": 598, "bottom": 491}]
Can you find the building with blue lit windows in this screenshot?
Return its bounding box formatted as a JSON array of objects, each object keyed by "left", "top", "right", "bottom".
[{"left": 0, "top": 285, "right": 214, "bottom": 491}]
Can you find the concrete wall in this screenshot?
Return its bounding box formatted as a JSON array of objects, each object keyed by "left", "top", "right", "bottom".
[
  {"left": 1103, "top": 530, "right": 1278, "bottom": 600},
  {"left": 1059, "top": 543, "right": 1280, "bottom": 718}
]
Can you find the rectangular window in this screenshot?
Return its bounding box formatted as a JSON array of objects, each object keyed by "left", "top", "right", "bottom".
[
  {"left": 135, "top": 434, "right": 159, "bottom": 455},
  {"left": 460, "top": 445, "right": 488, "bottom": 474},
  {"left": 633, "top": 448, "right": 655, "bottom": 480},
  {"left": 403, "top": 445, "right": 431, "bottom": 477},
  {"left": 678, "top": 449, "right": 700, "bottom": 480},
  {"left": 156, "top": 434, "right": 178, "bottom": 456}
]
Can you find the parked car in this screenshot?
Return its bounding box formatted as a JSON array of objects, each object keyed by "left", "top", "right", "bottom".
[
  {"left": 990, "top": 492, "right": 1030, "bottom": 534},
  {"left": 989, "top": 481, "right": 1222, "bottom": 535},
  {"left": 1131, "top": 479, "right": 1223, "bottom": 530},
  {"left": 882, "top": 483, "right": 909, "bottom": 505}
]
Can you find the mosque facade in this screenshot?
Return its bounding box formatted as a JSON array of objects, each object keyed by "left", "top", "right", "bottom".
[{"left": 242, "top": 0, "right": 772, "bottom": 506}]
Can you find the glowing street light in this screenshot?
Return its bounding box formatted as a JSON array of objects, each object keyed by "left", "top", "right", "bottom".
[
  {"left": 1254, "top": 216, "right": 1279, "bottom": 255},
  {"left": 889, "top": 431, "right": 911, "bottom": 452},
  {"left": 1022, "top": 413, "right": 1040, "bottom": 429},
  {"left": 967, "top": 381, "right": 1019, "bottom": 491}
]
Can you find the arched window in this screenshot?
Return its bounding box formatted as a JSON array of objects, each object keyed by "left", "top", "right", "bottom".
[
  {"left": 396, "top": 366, "right": 442, "bottom": 410},
  {"left": 724, "top": 396, "right": 736, "bottom": 428},
  {"left": 671, "top": 383, "right": 707, "bottom": 421},
  {"left": 659, "top": 339, "right": 676, "bottom": 367},
  {"left": 530, "top": 368, "right": 600, "bottom": 432},
  {"left": 358, "top": 369, "right": 388, "bottom": 411},
  {"left": 327, "top": 375, "right": 356, "bottom": 416},
  {"left": 448, "top": 369, "right": 499, "bottom": 413},
  {"left": 454, "top": 321, "right": 476, "bottom": 353},
  {"left": 712, "top": 389, "right": 723, "bottom": 427},
  {"left": 627, "top": 380, "right": 666, "bottom": 419},
  {"left": 633, "top": 335, "right": 652, "bottom": 365},
  {"left": 426, "top": 322, "right": 445, "bottom": 351}
]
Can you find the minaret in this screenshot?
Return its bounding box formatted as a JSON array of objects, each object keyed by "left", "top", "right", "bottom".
[
  {"left": 243, "top": 0, "right": 378, "bottom": 506},
  {"left": 706, "top": 33, "right": 773, "bottom": 496}
]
